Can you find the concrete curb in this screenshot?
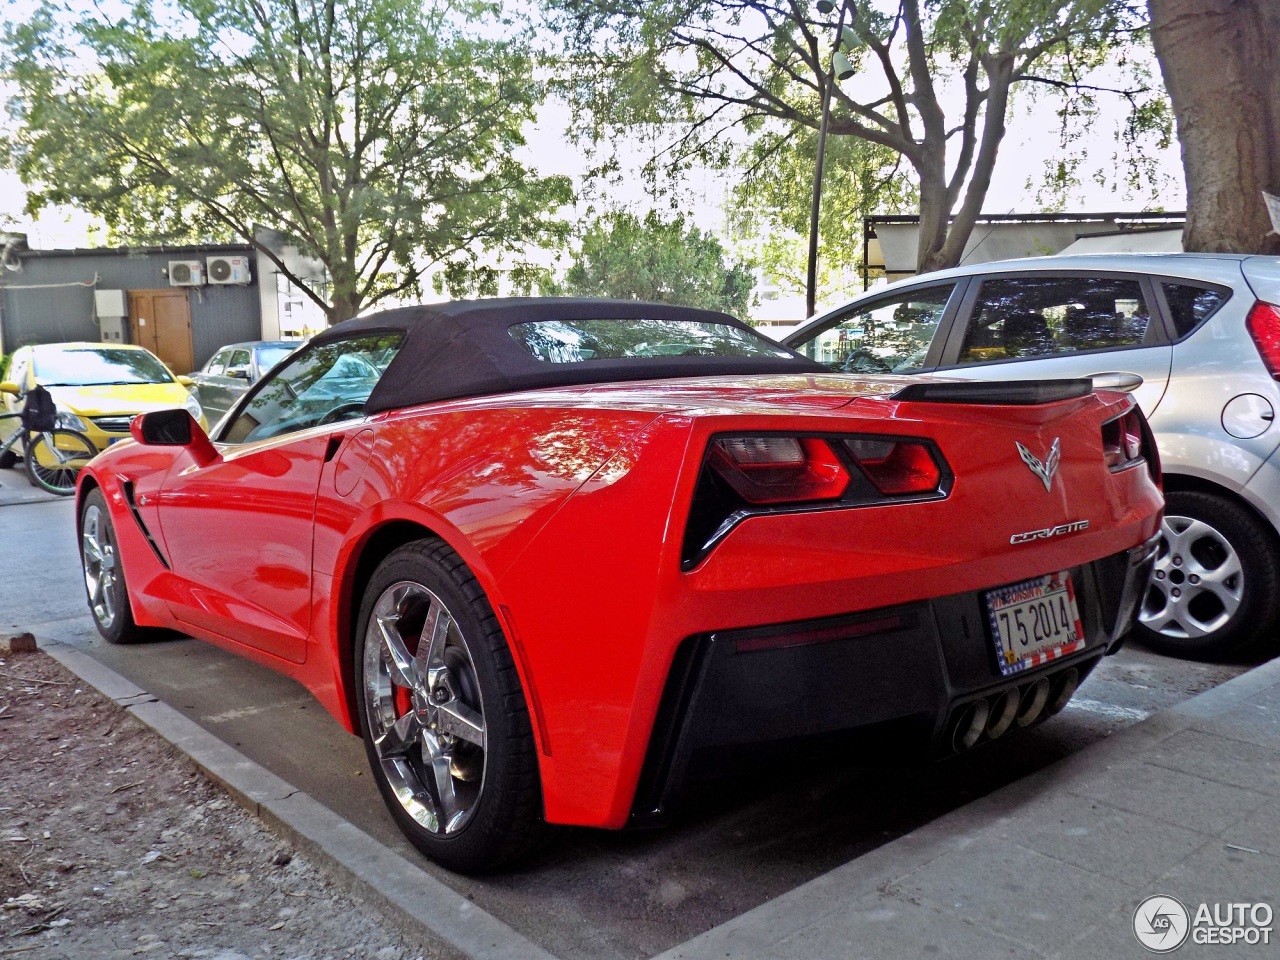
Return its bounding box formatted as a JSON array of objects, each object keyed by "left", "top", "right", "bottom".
[{"left": 43, "top": 640, "right": 558, "bottom": 960}]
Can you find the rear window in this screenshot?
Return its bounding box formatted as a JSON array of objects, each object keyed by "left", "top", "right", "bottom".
[
  {"left": 256, "top": 345, "right": 295, "bottom": 370},
  {"left": 1163, "top": 283, "right": 1229, "bottom": 338},
  {"left": 509, "top": 318, "right": 794, "bottom": 364}
]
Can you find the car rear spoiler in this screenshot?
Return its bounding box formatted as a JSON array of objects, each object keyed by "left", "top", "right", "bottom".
[{"left": 891, "top": 379, "right": 1094, "bottom": 405}]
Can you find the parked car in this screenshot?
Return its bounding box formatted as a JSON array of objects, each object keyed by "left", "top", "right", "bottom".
[
  {"left": 77, "top": 299, "right": 1160, "bottom": 872},
  {"left": 785, "top": 253, "right": 1280, "bottom": 661},
  {"left": 188, "top": 340, "right": 299, "bottom": 425},
  {"left": 0, "top": 342, "right": 206, "bottom": 459}
]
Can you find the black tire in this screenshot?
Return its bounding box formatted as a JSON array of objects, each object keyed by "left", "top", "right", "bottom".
[
  {"left": 355, "top": 539, "right": 544, "bottom": 873},
  {"left": 80, "top": 488, "right": 149, "bottom": 644},
  {"left": 25, "top": 428, "right": 96, "bottom": 495},
  {"left": 0, "top": 449, "right": 17, "bottom": 470},
  {"left": 1133, "top": 490, "right": 1280, "bottom": 660}
]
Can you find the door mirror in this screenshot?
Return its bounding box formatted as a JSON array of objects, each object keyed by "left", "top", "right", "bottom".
[
  {"left": 131, "top": 410, "right": 219, "bottom": 466},
  {"left": 176, "top": 375, "right": 195, "bottom": 387},
  {"left": 225, "top": 365, "right": 251, "bottom": 380},
  {"left": 0, "top": 381, "right": 19, "bottom": 397}
]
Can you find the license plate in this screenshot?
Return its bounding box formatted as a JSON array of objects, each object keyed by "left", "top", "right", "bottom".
[{"left": 985, "top": 571, "right": 1085, "bottom": 677}]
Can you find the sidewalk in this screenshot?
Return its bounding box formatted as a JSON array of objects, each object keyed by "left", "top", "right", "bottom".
[
  {"left": 658, "top": 655, "right": 1280, "bottom": 960},
  {"left": 44, "top": 637, "right": 1280, "bottom": 960}
]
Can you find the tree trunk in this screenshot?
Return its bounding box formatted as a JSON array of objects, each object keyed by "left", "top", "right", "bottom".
[{"left": 1149, "top": 0, "right": 1280, "bottom": 254}]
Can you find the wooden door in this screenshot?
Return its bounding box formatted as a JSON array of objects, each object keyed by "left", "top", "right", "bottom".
[{"left": 128, "top": 289, "right": 194, "bottom": 373}]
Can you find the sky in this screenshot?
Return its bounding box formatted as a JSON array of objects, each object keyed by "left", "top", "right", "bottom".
[{"left": 0, "top": 1, "right": 1186, "bottom": 257}]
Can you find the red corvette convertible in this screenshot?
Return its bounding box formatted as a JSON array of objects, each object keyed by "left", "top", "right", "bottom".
[{"left": 76, "top": 299, "right": 1161, "bottom": 872}]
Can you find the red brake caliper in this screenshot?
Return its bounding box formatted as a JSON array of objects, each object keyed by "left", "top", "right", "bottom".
[{"left": 393, "top": 684, "right": 412, "bottom": 718}]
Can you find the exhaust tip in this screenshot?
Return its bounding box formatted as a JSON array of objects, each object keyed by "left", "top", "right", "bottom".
[
  {"left": 1047, "top": 668, "right": 1081, "bottom": 715},
  {"left": 986, "top": 689, "right": 1019, "bottom": 740},
  {"left": 952, "top": 698, "right": 990, "bottom": 752},
  {"left": 1016, "top": 678, "right": 1051, "bottom": 727}
]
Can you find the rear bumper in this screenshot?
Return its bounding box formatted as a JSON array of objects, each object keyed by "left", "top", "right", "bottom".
[{"left": 631, "top": 536, "right": 1159, "bottom": 824}]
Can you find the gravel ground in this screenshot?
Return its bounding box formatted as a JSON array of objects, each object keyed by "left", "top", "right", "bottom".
[{"left": 0, "top": 637, "right": 434, "bottom": 960}]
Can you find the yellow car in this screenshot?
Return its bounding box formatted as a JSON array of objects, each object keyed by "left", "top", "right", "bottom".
[{"left": 1, "top": 342, "right": 207, "bottom": 457}]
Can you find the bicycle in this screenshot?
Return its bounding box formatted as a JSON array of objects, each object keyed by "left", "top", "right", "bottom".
[{"left": 0, "top": 409, "right": 98, "bottom": 496}]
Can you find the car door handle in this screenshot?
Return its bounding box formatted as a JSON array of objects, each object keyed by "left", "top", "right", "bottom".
[{"left": 1089, "top": 372, "right": 1144, "bottom": 392}]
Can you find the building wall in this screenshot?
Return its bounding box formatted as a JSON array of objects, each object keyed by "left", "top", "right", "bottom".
[
  {"left": 1, "top": 245, "right": 261, "bottom": 367},
  {"left": 253, "top": 226, "right": 329, "bottom": 339}
]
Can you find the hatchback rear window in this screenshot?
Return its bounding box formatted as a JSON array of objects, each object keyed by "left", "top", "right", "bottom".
[
  {"left": 509, "top": 318, "right": 793, "bottom": 363},
  {"left": 1163, "top": 283, "right": 1229, "bottom": 338}
]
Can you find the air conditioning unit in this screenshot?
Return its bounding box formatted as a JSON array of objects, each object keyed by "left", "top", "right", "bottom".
[
  {"left": 168, "top": 260, "right": 205, "bottom": 286},
  {"left": 207, "top": 255, "right": 251, "bottom": 285}
]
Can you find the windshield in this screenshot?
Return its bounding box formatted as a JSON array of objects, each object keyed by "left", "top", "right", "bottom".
[
  {"left": 33, "top": 347, "right": 175, "bottom": 386},
  {"left": 509, "top": 318, "right": 793, "bottom": 363}
]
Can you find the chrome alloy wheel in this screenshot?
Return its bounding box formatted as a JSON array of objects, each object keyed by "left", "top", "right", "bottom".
[
  {"left": 81, "top": 500, "right": 121, "bottom": 630},
  {"left": 362, "top": 581, "right": 487, "bottom": 836},
  {"left": 1139, "top": 514, "right": 1243, "bottom": 639}
]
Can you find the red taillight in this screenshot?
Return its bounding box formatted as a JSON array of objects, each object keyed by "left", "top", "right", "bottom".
[
  {"left": 1246, "top": 302, "right": 1280, "bottom": 380},
  {"left": 710, "top": 437, "right": 849, "bottom": 504},
  {"left": 1102, "top": 408, "right": 1146, "bottom": 471},
  {"left": 844, "top": 438, "right": 943, "bottom": 495}
]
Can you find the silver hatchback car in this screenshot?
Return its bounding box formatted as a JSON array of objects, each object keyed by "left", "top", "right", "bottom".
[{"left": 785, "top": 253, "right": 1280, "bottom": 661}]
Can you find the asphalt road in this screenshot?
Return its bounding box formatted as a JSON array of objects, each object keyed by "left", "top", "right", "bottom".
[{"left": 0, "top": 477, "right": 1257, "bottom": 960}]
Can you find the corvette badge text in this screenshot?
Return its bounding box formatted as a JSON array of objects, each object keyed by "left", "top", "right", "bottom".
[
  {"left": 1009, "top": 519, "right": 1089, "bottom": 545},
  {"left": 1133, "top": 895, "right": 1274, "bottom": 952}
]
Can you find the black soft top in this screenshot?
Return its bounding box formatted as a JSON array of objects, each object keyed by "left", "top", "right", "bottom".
[{"left": 315, "top": 298, "right": 826, "bottom": 413}]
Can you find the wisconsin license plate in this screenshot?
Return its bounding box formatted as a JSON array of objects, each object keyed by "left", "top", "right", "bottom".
[{"left": 985, "top": 571, "right": 1085, "bottom": 677}]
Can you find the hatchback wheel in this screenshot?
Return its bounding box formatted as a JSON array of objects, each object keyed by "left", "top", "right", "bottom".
[
  {"left": 355, "top": 539, "right": 544, "bottom": 873},
  {"left": 1133, "top": 490, "right": 1280, "bottom": 660}
]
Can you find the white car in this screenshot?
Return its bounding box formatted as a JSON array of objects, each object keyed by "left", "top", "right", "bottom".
[{"left": 786, "top": 253, "right": 1280, "bottom": 661}]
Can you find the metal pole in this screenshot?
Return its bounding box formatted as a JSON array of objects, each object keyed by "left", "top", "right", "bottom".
[{"left": 805, "top": 4, "right": 849, "bottom": 319}]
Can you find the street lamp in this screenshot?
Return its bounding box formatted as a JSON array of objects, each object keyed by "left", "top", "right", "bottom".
[{"left": 806, "top": 2, "right": 857, "bottom": 318}]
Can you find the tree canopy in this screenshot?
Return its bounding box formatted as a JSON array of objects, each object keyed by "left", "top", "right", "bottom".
[
  {"left": 549, "top": 210, "right": 754, "bottom": 316},
  {"left": 549, "top": 0, "right": 1162, "bottom": 279},
  {"left": 2, "top": 0, "right": 573, "bottom": 322}
]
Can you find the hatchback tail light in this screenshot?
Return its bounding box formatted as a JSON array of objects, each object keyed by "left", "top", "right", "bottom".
[{"left": 1246, "top": 302, "right": 1280, "bottom": 380}]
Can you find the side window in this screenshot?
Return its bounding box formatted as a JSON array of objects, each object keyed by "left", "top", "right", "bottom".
[
  {"left": 204, "top": 350, "right": 229, "bottom": 376},
  {"left": 1163, "top": 283, "right": 1229, "bottom": 338},
  {"left": 795, "top": 285, "right": 955, "bottom": 373},
  {"left": 957, "top": 276, "right": 1150, "bottom": 364},
  {"left": 226, "top": 349, "right": 251, "bottom": 373},
  {"left": 221, "top": 333, "right": 404, "bottom": 444}
]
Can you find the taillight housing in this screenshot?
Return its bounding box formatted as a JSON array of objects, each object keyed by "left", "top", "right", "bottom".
[
  {"left": 1101, "top": 408, "right": 1143, "bottom": 470},
  {"left": 683, "top": 432, "right": 951, "bottom": 568},
  {"left": 709, "top": 437, "right": 849, "bottom": 504},
  {"left": 1246, "top": 302, "right": 1280, "bottom": 380},
  {"left": 1101, "top": 405, "right": 1159, "bottom": 485},
  {"left": 843, "top": 437, "right": 943, "bottom": 496}
]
